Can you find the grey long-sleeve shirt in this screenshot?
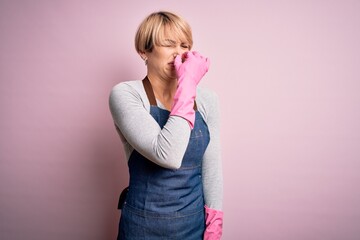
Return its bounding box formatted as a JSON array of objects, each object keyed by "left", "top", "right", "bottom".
[{"left": 109, "top": 80, "right": 223, "bottom": 210}]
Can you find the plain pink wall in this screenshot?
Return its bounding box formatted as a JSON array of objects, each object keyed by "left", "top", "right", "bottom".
[{"left": 1, "top": 1, "right": 360, "bottom": 239}]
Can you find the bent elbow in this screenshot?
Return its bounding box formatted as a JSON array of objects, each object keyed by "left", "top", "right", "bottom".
[
  {"left": 167, "top": 161, "right": 182, "bottom": 170},
  {"left": 157, "top": 156, "right": 182, "bottom": 170},
  {"left": 154, "top": 148, "right": 183, "bottom": 170}
]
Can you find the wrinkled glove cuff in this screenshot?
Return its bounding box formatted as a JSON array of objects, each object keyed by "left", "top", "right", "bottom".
[{"left": 204, "top": 205, "right": 223, "bottom": 240}]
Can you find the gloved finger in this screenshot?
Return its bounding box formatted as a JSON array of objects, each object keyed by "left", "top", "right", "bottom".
[
  {"left": 185, "top": 51, "right": 194, "bottom": 60},
  {"left": 174, "top": 55, "right": 182, "bottom": 70},
  {"left": 192, "top": 51, "right": 201, "bottom": 57},
  {"left": 192, "top": 51, "right": 207, "bottom": 61},
  {"left": 181, "top": 51, "right": 189, "bottom": 62}
]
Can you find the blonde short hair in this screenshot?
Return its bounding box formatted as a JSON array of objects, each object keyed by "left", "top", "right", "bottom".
[{"left": 135, "top": 11, "right": 193, "bottom": 53}]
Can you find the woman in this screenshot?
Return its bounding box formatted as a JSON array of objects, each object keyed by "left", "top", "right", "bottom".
[{"left": 109, "top": 11, "right": 223, "bottom": 239}]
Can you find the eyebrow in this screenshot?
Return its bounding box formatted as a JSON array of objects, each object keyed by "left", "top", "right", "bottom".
[
  {"left": 163, "top": 39, "right": 190, "bottom": 46},
  {"left": 164, "top": 39, "right": 177, "bottom": 44}
]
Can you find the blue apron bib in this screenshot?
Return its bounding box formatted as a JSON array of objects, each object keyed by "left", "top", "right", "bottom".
[{"left": 118, "top": 78, "right": 210, "bottom": 239}]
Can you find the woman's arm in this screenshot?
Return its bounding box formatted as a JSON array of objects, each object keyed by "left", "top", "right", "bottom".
[
  {"left": 109, "top": 81, "right": 191, "bottom": 169},
  {"left": 199, "top": 89, "right": 224, "bottom": 239},
  {"left": 201, "top": 89, "right": 223, "bottom": 210}
]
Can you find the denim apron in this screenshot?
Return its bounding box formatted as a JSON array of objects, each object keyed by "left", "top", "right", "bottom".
[{"left": 117, "top": 78, "right": 210, "bottom": 240}]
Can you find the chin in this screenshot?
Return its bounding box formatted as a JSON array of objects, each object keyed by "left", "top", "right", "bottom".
[
  {"left": 169, "top": 73, "right": 177, "bottom": 80},
  {"left": 166, "top": 70, "right": 177, "bottom": 79}
]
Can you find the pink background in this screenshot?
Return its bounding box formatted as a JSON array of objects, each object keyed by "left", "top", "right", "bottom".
[{"left": 1, "top": 1, "right": 360, "bottom": 239}]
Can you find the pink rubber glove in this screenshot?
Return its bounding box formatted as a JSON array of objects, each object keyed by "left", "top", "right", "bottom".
[
  {"left": 204, "top": 205, "right": 224, "bottom": 240},
  {"left": 170, "top": 51, "right": 210, "bottom": 129}
]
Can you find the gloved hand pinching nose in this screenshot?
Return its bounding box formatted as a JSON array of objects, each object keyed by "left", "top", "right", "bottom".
[{"left": 170, "top": 51, "right": 210, "bottom": 129}]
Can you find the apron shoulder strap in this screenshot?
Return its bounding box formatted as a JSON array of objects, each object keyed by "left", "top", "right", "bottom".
[{"left": 143, "top": 76, "right": 157, "bottom": 106}]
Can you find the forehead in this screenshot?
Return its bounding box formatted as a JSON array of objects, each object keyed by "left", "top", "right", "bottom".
[{"left": 157, "top": 25, "right": 189, "bottom": 43}]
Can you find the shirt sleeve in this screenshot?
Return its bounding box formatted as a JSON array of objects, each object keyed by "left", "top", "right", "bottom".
[
  {"left": 200, "top": 89, "right": 223, "bottom": 211},
  {"left": 109, "top": 81, "right": 191, "bottom": 169}
]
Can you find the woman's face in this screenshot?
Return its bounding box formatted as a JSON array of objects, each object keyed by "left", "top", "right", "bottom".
[{"left": 145, "top": 31, "right": 190, "bottom": 80}]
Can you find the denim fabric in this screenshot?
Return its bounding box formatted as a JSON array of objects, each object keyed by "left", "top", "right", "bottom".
[{"left": 118, "top": 107, "right": 210, "bottom": 239}]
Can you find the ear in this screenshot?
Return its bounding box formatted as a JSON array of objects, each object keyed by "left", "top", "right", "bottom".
[{"left": 139, "top": 51, "right": 147, "bottom": 60}]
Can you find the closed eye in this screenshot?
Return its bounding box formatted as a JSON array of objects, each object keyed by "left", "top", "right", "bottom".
[
  {"left": 181, "top": 44, "right": 190, "bottom": 49},
  {"left": 162, "top": 39, "right": 177, "bottom": 47}
]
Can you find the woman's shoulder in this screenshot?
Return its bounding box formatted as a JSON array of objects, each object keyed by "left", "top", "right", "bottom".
[
  {"left": 197, "top": 86, "right": 219, "bottom": 106},
  {"left": 109, "top": 79, "right": 146, "bottom": 99},
  {"left": 110, "top": 79, "right": 143, "bottom": 93},
  {"left": 109, "top": 79, "right": 148, "bottom": 106},
  {"left": 196, "top": 86, "right": 220, "bottom": 122}
]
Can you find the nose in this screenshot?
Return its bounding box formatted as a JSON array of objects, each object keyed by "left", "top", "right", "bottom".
[{"left": 174, "top": 44, "right": 186, "bottom": 57}]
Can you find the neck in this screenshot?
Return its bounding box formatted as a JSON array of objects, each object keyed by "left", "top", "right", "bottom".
[{"left": 147, "top": 72, "right": 177, "bottom": 104}]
